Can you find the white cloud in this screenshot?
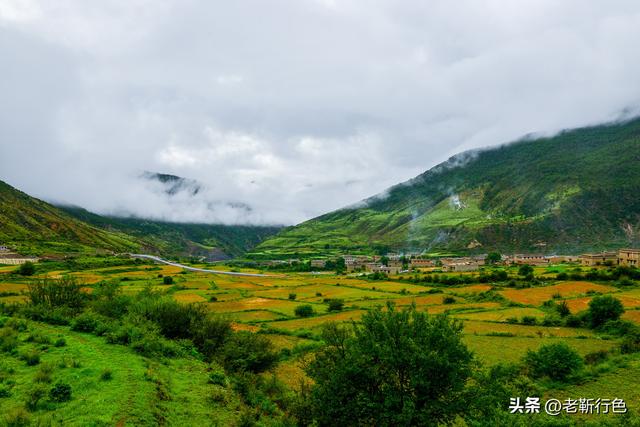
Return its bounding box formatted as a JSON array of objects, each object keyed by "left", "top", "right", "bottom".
[{"left": 1, "top": 0, "right": 639, "bottom": 225}]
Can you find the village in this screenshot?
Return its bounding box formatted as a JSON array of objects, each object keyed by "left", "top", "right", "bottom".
[{"left": 261, "top": 248, "right": 640, "bottom": 275}]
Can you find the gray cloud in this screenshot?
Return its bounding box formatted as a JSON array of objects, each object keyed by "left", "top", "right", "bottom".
[{"left": 1, "top": 0, "right": 640, "bottom": 225}]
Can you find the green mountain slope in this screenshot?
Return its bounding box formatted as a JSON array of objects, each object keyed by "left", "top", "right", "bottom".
[
  {"left": 58, "top": 206, "right": 282, "bottom": 260},
  {"left": 0, "top": 180, "right": 139, "bottom": 255},
  {"left": 254, "top": 118, "right": 640, "bottom": 257}
]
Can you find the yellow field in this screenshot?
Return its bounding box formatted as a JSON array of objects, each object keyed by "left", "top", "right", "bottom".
[
  {"left": 499, "top": 282, "right": 617, "bottom": 305},
  {"left": 452, "top": 307, "right": 545, "bottom": 322}
]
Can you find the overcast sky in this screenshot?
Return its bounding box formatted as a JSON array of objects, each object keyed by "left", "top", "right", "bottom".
[{"left": 1, "top": 0, "right": 640, "bottom": 225}]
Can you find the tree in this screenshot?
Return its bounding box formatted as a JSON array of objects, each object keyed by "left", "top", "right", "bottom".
[
  {"left": 523, "top": 343, "right": 583, "bottom": 381},
  {"left": 327, "top": 299, "right": 344, "bottom": 312},
  {"left": 588, "top": 295, "right": 625, "bottom": 328},
  {"left": 162, "top": 276, "right": 174, "bottom": 285},
  {"left": 486, "top": 252, "right": 501, "bottom": 265},
  {"left": 17, "top": 261, "right": 36, "bottom": 276},
  {"left": 306, "top": 304, "right": 473, "bottom": 426},
  {"left": 518, "top": 264, "right": 534, "bottom": 277},
  {"left": 294, "top": 304, "right": 315, "bottom": 318},
  {"left": 220, "top": 331, "right": 278, "bottom": 373}
]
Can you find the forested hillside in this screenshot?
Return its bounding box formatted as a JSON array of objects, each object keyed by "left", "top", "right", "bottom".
[{"left": 254, "top": 118, "right": 640, "bottom": 257}]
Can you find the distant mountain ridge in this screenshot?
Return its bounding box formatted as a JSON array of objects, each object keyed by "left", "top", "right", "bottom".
[
  {"left": 253, "top": 118, "right": 640, "bottom": 257},
  {"left": 0, "top": 180, "right": 139, "bottom": 255},
  {"left": 59, "top": 205, "right": 282, "bottom": 260},
  {"left": 0, "top": 179, "right": 281, "bottom": 259}
]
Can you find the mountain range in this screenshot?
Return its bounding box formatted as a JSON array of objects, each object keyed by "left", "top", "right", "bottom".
[
  {"left": 251, "top": 118, "right": 640, "bottom": 258},
  {"left": 0, "top": 179, "right": 281, "bottom": 259}
]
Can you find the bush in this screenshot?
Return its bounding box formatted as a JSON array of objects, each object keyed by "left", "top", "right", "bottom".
[
  {"left": 523, "top": 343, "right": 583, "bottom": 381},
  {"left": 100, "top": 369, "right": 113, "bottom": 381},
  {"left": 442, "top": 296, "right": 456, "bottom": 305},
  {"left": 71, "top": 310, "right": 107, "bottom": 333},
  {"left": 27, "top": 276, "right": 85, "bottom": 309},
  {"left": 163, "top": 276, "right": 174, "bottom": 285},
  {"left": 521, "top": 316, "right": 537, "bottom": 325},
  {"left": 34, "top": 363, "right": 54, "bottom": 383},
  {"left": 327, "top": 299, "right": 344, "bottom": 311},
  {"left": 25, "top": 385, "right": 47, "bottom": 410},
  {"left": 54, "top": 338, "right": 66, "bottom": 347},
  {"left": 221, "top": 331, "right": 278, "bottom": 373},
  {"left": 49, "top": 382, "right": 72, "bottom": 402},
  {"left": 556, "top": 272, "right": 568, "bottom": 280},
  {"left": 294, "top": 305, "right": 315, "bottom": 318},
  {"left": 20, "top": 349, "right": 40, "bottom": 366},
  {"left": 0, "top": 327, "right": 19, "bottom": 354},
  {"left": 208, "top": 363, "right": 228, "bottom": 386},
  {"left": 588, "top": 295, "right": 625, "bottom": 328},
  {"left": 518, "top": 264, "right": 534, "bottom": 277},
  {"left": 0, "top": 385, "right": 11, "bottom": 398},
  {"left": 584, "top": 350, "right": 609, "bottom": 365},
  {"left": 556, "top": 300, "right": 571, "bottom": 317},
  {"left": 288, "top": 293, "right": 297, "bottom": 300},
  {"left": 565, "top": 314, "right": 584, "bottom": 328},
  {"left": 17, "top": 261, "right": 36, "bottom": 276},
  {"left": 3, "top": 407, "right": 30, "bottom": 426}
]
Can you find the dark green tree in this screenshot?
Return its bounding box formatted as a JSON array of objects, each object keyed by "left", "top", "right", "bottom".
[
  {"left": 486, "top": 252, "right": 501, "bottom": 265},
  {"left": 294, "top": 304, "right": 315, "bottom": 318},
  {"left": 17, "top": 261, "right": 36, "bottom": 276},
  {"left": 306, "top": 304, "right": 473, "bottom": 426},
  {"left": 523, "top": 343, "right": 583, "bottom": 381},
  {"left": 588, "top": 295, "right": 625, "bottom": 328},
  {"left": 518, "top": 264, "right": 534, "bottom": 277}
]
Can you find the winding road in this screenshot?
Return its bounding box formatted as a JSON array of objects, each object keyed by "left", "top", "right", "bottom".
[{"left": 129, "top": 254, "right": 273, "bottom": 277}]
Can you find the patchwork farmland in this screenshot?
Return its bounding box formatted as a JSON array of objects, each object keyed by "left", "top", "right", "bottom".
[{"left": 2, "top": 257, "right": 640, "bottom": 422}]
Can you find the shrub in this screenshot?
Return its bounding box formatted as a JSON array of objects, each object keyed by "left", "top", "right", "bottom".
[
  {"left": 27, "top": 276, "right": 85, "bottom": 309},
  {"left": 524, "top": 343, "right": 583, "bottom": 381},
  {"left": 294, "top": 305, "right": 315, "bottom": 318},
  {"left": 565, "top": 314, "right": 584, "bottom": 328},
  {"left": 584, "top": 350, "right": 609, "bottom": 365},
  {"left": 221, "top": 331, "right": 278, "bottom": 373},
  {"left": 556, "top": 301, "right": 571, "bottom": 317},
  {"left": 17, "top": 261, "right": 36, "bottom": 276},
  {"left": 208, "top": 363, "right": 228, "bottom": 386},
  {"left": 20, "top": 349, "right": 40, "bottom": 366},
  {"left": 71, "top": 310, "right": 107, "bottom": 333},
  {"left": 25, "top": 385, "right": 47, "bottom": 410},
  {"left": 0, "top": 328, "right": 19, "bottom": 354},
  {"left": 34, "top": 363, "right": 54, "bottom": 383},
  {"left": 556, "top": 272, "right": 568, "bottom": 280},
  {"left": 442, "top": 296, "right": 456, "bottom": 305},
  {"left": 163, "top": 276, "right": 174, "bottom": 285},
  {"left": 518, "top": 264, "right": 534, "bottom": 277},
  {"left": 49, "top": 382, "right": 72, "bottom": 402},
  {"left": 288, "top": 293, "right": 297, "bottom": 300},
  {"left": 100, "top": 369, "right": 113, "bottom": 381},
  {"left": 588, "top": 295, "right": 625, "bottom": 328},
  {"left": 54, "top": 338, "right": 66, "bottom": 347},
  {"left": 3, "top": 407, "right": 30, "bottom": 426},
  {"left": 0, "top": 385, "right": 11, "bottom": 398},
  {"left": 541, "top": 314, "right": 562, "bottom": 327},
  {"left": 506, "top": 317, "right": 519, "bottom": 324},
  {"left": 521, "top": 316, "right": 537, "bottom": 326},
  {"left": 327, "top": 299, "right": 344, "bottom": 312}
]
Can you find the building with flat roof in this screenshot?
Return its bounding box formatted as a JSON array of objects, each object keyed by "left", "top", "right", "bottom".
[
  {"left": 580, "top": 252, "right": 617, "bottom": 267},
  {"left": 618, "top": 248, "right": 640, "bottom": 268}
]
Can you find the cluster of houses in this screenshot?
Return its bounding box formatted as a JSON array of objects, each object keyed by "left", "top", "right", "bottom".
[
  {"left": 0, "top": 245, "right": 38, "bottom": 265},
  {"left": 301, "top": 248, "right": 640, "bottom": 275}
]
